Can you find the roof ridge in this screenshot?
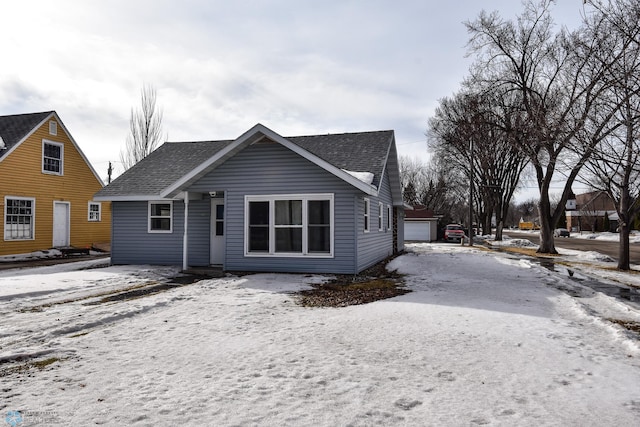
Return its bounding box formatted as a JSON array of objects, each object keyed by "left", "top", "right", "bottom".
[{"left": 0, "top": 111, "right": 55, "bottom": 119}]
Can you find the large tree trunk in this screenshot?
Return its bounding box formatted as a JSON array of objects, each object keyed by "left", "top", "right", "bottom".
[
  {"left": 618, "top": 221, "right": 631, "bottom": 270},
  {"left": 537, "top": 195, "right": 558, "bottom": 254},
  {"left": 617, "top": 193, "right": 631, "bottom": 270},
  {"left": 495, "top": 220, "right": 504, "bottom": 241}
]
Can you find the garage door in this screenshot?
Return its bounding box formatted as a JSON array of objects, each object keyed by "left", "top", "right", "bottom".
[{"left": 405, "top": 222, "right": 430, "bottom": 241}]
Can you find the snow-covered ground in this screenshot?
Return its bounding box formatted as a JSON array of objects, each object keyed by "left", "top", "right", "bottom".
[{"left": 1, "top": 243, "right": 640, "bottom": 426}]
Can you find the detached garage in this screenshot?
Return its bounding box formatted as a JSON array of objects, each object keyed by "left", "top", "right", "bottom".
[{"left": 405, "top": 205, "right": 439, "bottom": 242}]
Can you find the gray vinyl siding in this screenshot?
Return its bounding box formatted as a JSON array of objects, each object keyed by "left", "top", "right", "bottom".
[
  {"left": 188, "top": 142, "right": 361, "bottom": 274},
  {"left": 111, "top": 201, "right": 184, "bottom": 265},
  {"left": 356, "top": 168, "right": 395, "bottom": 272},
  {"left": 110, "top": 142, "right": 398, "bottom": 273}
]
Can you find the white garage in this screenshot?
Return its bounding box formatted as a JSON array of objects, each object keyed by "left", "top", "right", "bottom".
[
  {"left": 405, "top": 221, "right": 432, "bottom": 241},
  {"left": 404, "top": 205, "right": 439, "bottom": 242}
]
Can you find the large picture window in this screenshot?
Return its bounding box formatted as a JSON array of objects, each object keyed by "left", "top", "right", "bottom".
[
  {"left": 42, "top": 140, "right": 63, "bottom": 175},
  {"left": 245, "top": 194, "right": 333, "bottom": 257},
  {"left": 5, "top": 197, "right": 35, "bottom": 240},
  {"left": 148, "top": 201, "right": 173, "bottom": 233}
]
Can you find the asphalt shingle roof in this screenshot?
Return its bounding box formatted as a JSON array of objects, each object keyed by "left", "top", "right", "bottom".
[
  {"left": 288, "top": 130, "right": 392, "bottom": 188},
  {"left": 98, "top": 140, "right": 234, "bottom": 197},
  {"left": 0, "top": 111, "right": 53, "bottom": 160},
  {"left": 95, "top": 129, "right": 394, "bottom": 199}
]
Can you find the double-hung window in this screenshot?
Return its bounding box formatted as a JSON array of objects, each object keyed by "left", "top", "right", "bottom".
[
  {"left": 387, "top": 205, "right": 392, "bottom": 232},
  {"left": 5, "top": 197, "right": 35, "bottom": 240},
  {"left": 378, "top": 202, "right": 384, "bottom": 231},
  {"left": 148, "top": 201, "right": 172, "bottom": 233},
  {"left": 245, "top": 194, "right": 333, "bottom": 257},
  {"left": 88, "top": 202, "right": 101, "bottom": 221},
  {"left": 42, "top": 140, "right": 63, "bottom": 175}
]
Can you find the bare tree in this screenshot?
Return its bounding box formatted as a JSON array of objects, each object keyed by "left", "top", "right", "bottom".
[
  {"left": 428, "top": 90, "right": 529, "bottom": 239},
  {"left": 399, "top": 154, "right": 467, "bottom": 225},
  {"left": 120, "top": 84, "right": 166, "bottom": 171},
  {"left": 465, "top": 0, "right": 613, "bottom": 253},
  {"left": 578, "top": 0, "right": 640, "bottom": 269}
]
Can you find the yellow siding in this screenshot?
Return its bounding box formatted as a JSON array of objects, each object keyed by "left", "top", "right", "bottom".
[{"left": 0, "top": 118, "right": 111, "bottom": 256}]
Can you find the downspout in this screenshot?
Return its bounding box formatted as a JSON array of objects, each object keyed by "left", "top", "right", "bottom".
[
  {"left": 183, "top": 192, "right": 189, "bottom": 271},
  {"left": 354, "top": 194, "right": 359, "bottom": 275}
]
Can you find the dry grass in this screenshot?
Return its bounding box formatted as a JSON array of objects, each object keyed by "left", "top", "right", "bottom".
[
  {"left": 606, "top": 318, "right": 640, "bottom": 334},
  {"left": 295, "top": 253, "right": 410, "bottom": 307},
  {"left": 0, "top": 357, "right": 61, "bottom": 377}
]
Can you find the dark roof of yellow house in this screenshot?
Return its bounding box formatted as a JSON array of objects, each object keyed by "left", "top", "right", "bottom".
[{"left": 0, "top": 111, "right": 53, "bottom": 160}]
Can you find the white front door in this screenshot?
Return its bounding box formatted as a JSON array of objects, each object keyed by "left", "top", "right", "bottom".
[
  {"left": 53, "top": 202, "right": 70, "bottom": 247},
  {"left": 210, "top": 199, "right": 225, "bottom": 265}
]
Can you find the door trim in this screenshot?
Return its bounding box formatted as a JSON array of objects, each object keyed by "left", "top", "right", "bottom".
[
  {"left": 210, "top": 198, "right": 225, "bottom": 266},
  {"left": 52, "top": 201, "right": 71, "bottom": 247}
]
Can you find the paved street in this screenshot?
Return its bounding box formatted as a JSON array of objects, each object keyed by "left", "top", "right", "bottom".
[{"left": 504, "top": 231, "right": 640, "bottom": 265}]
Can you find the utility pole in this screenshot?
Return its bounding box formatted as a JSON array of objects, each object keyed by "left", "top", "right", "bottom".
[
  {"left": 468, "top": 137, "right": 474, "bottom": 246},
  {"left": 107, "top": 161, "right": 113, "bottom": 184}
]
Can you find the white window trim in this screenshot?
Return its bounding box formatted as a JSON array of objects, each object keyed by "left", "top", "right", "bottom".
[
  {"left": 148, "top": 201, "right": 173, "bottom": 233},
  {"left": 387, "top": 204, "right": 392, "bottom": 232},
  {"left": 4, "top": 196, "right": 36, "bottom": 241},
  {"left": 244, "top": 193, "right": 334, "bottom": 258},
  {"left": 49, "top": 121, "right": 57, "bottom": 136},
  {"left": 363, "top": 198, "right": 370, "bottom": 233},
  {"left": 378, "top": 202, "right": 384, "bottom": 231},
  {"left": 42, "top": 139, "right": 64, "bottom": 176},
  {"left": 88, "top": 202, "right": 101, "bottom": 222}
]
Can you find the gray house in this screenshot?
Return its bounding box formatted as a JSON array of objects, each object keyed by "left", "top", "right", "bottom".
[{"left": 94, "top": 124, "right": 404, "bottom": 274}]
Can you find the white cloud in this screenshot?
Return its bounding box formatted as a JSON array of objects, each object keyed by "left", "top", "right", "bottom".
[{"left": 0, "top": 1, "right": 586, "bottom": 180}]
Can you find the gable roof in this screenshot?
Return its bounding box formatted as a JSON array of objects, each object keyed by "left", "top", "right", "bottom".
[
  {"left": 95, "top": 124, "right": 402, "bottom": 204},
  {"left": 0, "top": 111, "right": 104, "bottom": 186},
  {"left": 0, "top": 111, "right": 53, "bottom": 160},
  {"left": 97, "top": 139, "right": 235, "bottom": 199}
]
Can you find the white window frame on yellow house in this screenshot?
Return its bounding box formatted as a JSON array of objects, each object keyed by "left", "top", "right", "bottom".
[
  {"left": 42, "top": 139, "right": 64, "bottom": 175},
  {"left": 4, "top": 196, "right": 35, "bottom": 241},
  {"left": 88, "top": 202, "right": 101, "bottom": 222}
]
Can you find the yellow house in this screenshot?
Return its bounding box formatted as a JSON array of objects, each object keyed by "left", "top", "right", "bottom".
[{"left": 0, "top": 111, "right": 110, "bottom": 256}]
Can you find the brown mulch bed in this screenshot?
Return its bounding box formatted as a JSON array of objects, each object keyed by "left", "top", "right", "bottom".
[{"left": 295, "top": 254, "right": 410, "bottom": 307}]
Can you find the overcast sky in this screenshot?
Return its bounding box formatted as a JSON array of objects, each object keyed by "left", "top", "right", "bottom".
[{"left": 1, "top": 1, "right": 588, "bottom": 198}]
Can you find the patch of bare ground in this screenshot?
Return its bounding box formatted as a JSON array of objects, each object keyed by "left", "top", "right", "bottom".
[
  {"left": 295, "top": 254, "right": 410, "bottom": 307},
  {"left": 606, "top": 318, "right": 640, "bottom": 335},
  {"left": 499, "top": 247, "right": 563, "bottom": 258},
  {"left": 0, "top": 357, "right": 61, "bottom": 377}
]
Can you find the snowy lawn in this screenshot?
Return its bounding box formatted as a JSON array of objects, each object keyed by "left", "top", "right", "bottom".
[{"left": 1, "top": 243, "right": 640, "bottom": 426}]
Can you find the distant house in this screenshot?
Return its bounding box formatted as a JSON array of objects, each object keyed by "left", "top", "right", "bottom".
[
  {"left": 0, "top": 111, "right": 110, "bottom": 256},
  {"left": 94, "top": 124, "right": 405, "bottom": 274},
  {"left": 405, "top": 205, "right": 438, "bottom": 241},
  {"left": 566, "top": 190, "right": 617, "bottom": 232}
]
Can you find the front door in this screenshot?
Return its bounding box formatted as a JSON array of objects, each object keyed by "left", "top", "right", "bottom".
[
  {"left": 53, "top": 202, "right": 70, "bottom": 247},
  {"left": 210, "top": 199, "right": 225, "bottom": 265}
]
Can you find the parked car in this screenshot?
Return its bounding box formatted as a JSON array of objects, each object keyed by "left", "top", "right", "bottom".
[
  {"left": 554, "top": 228, "right": 570, "bottom": 237},
  {"left": 444, "top": 224, "right": 465, "bottom": 242}
]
